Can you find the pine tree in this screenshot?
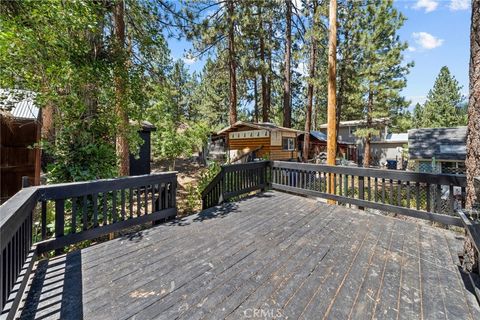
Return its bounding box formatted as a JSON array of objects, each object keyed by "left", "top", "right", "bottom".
[
  {"left": 418, "top": 66, "right": 466, "bottom": 128},
  {"left": 355, "top": 0, "right": 412, "bottom": 167},
  {"left": 283, "top": 0, "right": 292, "bottom": 128}
]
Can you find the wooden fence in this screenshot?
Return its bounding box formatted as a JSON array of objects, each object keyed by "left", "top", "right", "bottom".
[{"left": 0, "top": 172, "right": 177, "bottom": 318}]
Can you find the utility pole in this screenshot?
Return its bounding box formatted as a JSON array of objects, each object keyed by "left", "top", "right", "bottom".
[{"left": 326, "top": 0, "right": 337, "bottom": 199}]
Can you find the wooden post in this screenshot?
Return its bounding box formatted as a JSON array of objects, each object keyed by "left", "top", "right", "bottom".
[
  {"left": 326, "top": 0, "right": 337, "bottom": 203},
  {"left": 21, "top": 176, "right": 30, "bottom": 188}
]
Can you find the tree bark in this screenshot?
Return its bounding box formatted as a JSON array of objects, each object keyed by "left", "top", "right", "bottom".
[
  {"left": 303, "top": 1, "right": 318, "bottom": 162},
  {"left": 253, "top": 76, "right": 259, "bottom": 122},
  {"left": 326, "top": 0, "right": 337, "bottom": 168},
  {"left": 466, "top": 0, "right": 480, "bottom": 208},
  {"left": 363, "top": 88, "right": 374, "bottom": 167},
  {"left": 336, "top": 28, "right": 348, "bottom": 142},
  {"left": 114, "top": 0, "right": 129, "bottom": 176},
  {"left": 282, "top": 0, "right": 292, "bottom": 128},
  {"left": 227, "top": 0, "right": 237, "bottom": 125},
  {"left": 259, "top": 7, "right": 268, "bottom": 122}
]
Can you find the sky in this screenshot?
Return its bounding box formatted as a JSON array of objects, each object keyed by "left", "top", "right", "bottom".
[{"left": 166, "top": 0, "right": 471, "bottom": 108}]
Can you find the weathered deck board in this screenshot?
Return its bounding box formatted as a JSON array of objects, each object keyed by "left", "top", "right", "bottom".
[{"left": 17, "top": 191, "right": 480, "bottom": 320}]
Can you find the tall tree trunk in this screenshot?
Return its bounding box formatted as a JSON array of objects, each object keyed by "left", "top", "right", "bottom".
[
  {"left": 259, "top": 7, "right": 268, "bottom": 122},
  {"left": 114, "top": 0, "right": 129, "bottom": 176},
  {"left": 282, "top": 0, "right": 292, "bottom": 128},
  {"left": 303, "top": 1, "right": 318, "bottom": 162},
  {"left": 227, "top": 0, "right": 237, "bottom": 125},
  {"left": 254, "top": 76, "right": 259, "bottom": 122},
  {"left": 326, "top": 0, "right": 337, "bottom": 168},
  {"left": 336, "top": 29, "right": 349, "bottom": 141},
  {"left": 363, "top": 88, "right": 373, "bottom": 167},
  {"left": 41, "top": 102, "right": 54, "bottom": 142},
  {"left": 264, "top": 21, "right": 273, "bottom": 122},
  {"left": 466, "top": 0, "right": 480, "bottom": 208}
]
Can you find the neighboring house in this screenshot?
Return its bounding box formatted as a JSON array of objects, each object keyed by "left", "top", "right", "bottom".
[
  {"left": 371, "top": 133, "right": 408, "bottom": 169},
  {"left": 408, "top": 126, "right": 467, "bottom": 174},
  {"left": 0, "top": 89, "right": 41, "bottom": 203},
  {"left": 318, "top": 118, "right": 390, "bottom": 163},
  {"left": 218, "top": 121, "right": 303, "bottom": 162},
  {"left": 297, "top": 131, "right": 357, "bottom": 162}
]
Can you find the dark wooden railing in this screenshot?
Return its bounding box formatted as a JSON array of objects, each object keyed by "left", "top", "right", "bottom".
[
  {"left": 272, "top": 161, "right": 466, "bottom": 226},
  {"left": 201, "top": 161, "right": 269, "bottom": 209},
  {"left": 0, "top": 188, "right": 37, "bottom": 318},
  {"left": 0, "top": 172, "right": 177, "bottom": 318}
]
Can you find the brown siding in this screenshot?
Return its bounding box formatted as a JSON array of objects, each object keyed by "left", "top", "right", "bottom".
[{"left": 227, "top": 136, "right": 298, "bottom": 161}]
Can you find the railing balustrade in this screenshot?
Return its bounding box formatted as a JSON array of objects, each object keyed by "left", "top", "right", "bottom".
[
  {"left": 201, "top": 161, "right": 269, "bottom": 209},
  {"left": 0, "top": 172, "right": 177, "bottom": 318}
]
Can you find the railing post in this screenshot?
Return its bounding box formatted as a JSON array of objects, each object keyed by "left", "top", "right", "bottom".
[
  {"left": 22, "top": 176, "right": 29, "bottom": 188},
  {"left": 219, "top": 167, "right": 225, "bottom": 205},
  {"left": 54, "top": 199, "right": 65, "bottom": 255},
  {"left": 358, "top": 175, "right": 365, "bottom": 210}
]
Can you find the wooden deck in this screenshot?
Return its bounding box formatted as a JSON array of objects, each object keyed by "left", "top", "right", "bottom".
[{"left": 18, "top": 191, "right": 480, "bottom": 320}]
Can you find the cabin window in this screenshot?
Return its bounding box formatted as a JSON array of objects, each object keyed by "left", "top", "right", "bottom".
[
  {"left": 349, "top": 126, "right": 357, "bottom": 135},
  {"left": 282, "top": 137, "right": 295, "bottom": 151}
]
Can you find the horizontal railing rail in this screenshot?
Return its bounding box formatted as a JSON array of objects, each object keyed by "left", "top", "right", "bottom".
[
  {"left": 201, "top": 161, "right": 270, "bottom": 210},
  {"left": 0, "top": 172, "right": 177, "bottom": 318},
  {"left": 271, "top": 161, "right": 466, "bottom": 227}
]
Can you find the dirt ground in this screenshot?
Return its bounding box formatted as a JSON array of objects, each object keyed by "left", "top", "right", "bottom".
[{"left": 151, "top": 157, "right": 206, "bottom": 216}]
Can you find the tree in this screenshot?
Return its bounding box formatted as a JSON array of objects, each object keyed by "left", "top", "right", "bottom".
[
  {"left": 303, "top": 0, "right": 320, "bottom": 161},
  {"left": 416, "top": 66, "right": 466, "bottom": 128},
  {"left": 355, "top": 0, "right": 412, "bottom": 167},
  {"left": 282, "top": 0, "right": 292, "bottom": 128},
  {"left": 114, "top": 0, "right": 130, "bottom": 176},
  {"left": 0, "top": 0, "right": 173, "bottom": 182},
  {"left": 466, "top": 0, "right": 480, "bottom": 208},
  {"left": 336, "top": 0, "right": 363, "bottom": 138},
  {"left": 227, "top": 0, "right": 238, "bottom": 124},
  {"left": 326, "top": 0, "right": 337, "bottom": 171}
]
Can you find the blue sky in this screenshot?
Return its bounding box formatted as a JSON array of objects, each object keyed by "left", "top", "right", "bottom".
[{"left": 167, "top": 0, "right": 471, "bottom": 107}]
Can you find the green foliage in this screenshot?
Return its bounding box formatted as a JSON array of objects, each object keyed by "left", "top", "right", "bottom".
[
  {"left": 198, "top": 162, "right": 222, "bottom": 194},
  {"left": 414, "top": 66, "right": 466, "bottom": 128},
  {"left": 148, "top": 83, "right": 210, "bottom": 166},
  {"left": 0, "top": 0, "right": 171, "bottom": 183}
]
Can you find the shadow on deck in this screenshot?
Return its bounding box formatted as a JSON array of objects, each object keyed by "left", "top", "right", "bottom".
[{"left": 18, "top": 191, "right": 480, "bottom": 320}]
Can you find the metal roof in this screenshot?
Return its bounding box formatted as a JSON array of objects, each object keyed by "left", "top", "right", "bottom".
[
  {"left": 0, "top": 89, "right": 39, "bottom": 120},
  {"left": 318, "top": 117, "right": 390, "bottom": 128},
  {"left": 218, "top": 121, "right": 304, "bottom": 135},
  {"left": 408, "top": 127, "right": 467, "bottom": 161}
]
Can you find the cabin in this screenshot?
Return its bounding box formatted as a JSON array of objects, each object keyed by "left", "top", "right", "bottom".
[
  {"left": 408, "top": 126, "right": 467, "bottom": 174},
  {"left": 297, "top": 131, "right": 357, "bottom": 162},
  {"left": 319, "top": 118, "right": 390, "bottom": 164},
  {"left": 218, "top": 121, "right": 303, "bottom": 162},
  {"left": 370, "top": 132, "right": 408, "bottom": 169},
  {"left": 0, "top": 89, "right": 41, "bottom": 203}
]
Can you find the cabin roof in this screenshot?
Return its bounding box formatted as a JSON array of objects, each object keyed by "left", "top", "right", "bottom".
[
  {"left": 0, "top": 89, "right": 39, "bottom": 120},
  {"left": 371, "top": 133, "right": 408, "bottom": 144},
  {"left": 299, "top": 130, "right": 355, "bottom": 146},
  {"left": 318, "top": 117, "right": 390, "bottom": 128},
  {"left": 218, "top": 121, "right": 304, "bottom": 135},
  {"left": 408, "top": 126, "right": 467, "bottom": 161}
]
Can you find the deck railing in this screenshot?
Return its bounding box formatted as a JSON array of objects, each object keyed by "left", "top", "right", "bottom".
[
  {"left": 272, "top": 161, "right": 466, "bottom": 226},
  {"left": 202, "top": 160, "right": 467, "bottom": 226},
  {"left": 0, "top": 172, "right": 177, "bottom": 318},
  {"left": 201, "top": 161, "right": 269, "bottom": 209}
]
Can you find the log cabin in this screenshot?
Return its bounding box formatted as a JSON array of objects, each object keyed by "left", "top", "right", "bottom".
[{"left": 218, "top": 121, "right": 303, "bottom": 162}]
